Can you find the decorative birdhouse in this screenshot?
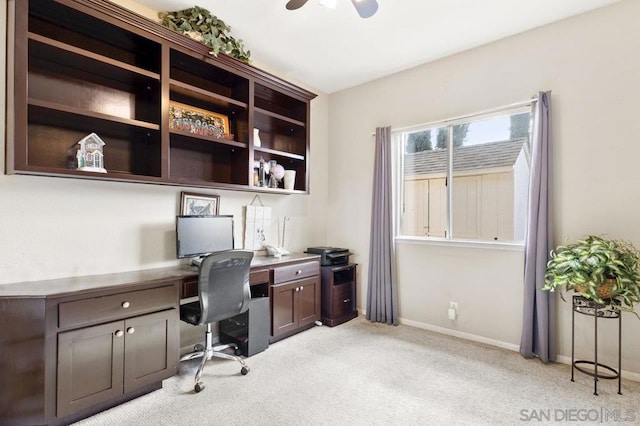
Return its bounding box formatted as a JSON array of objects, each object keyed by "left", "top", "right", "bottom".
[{"left": 76, "top": 133, "right": 107, "bottom": 173}]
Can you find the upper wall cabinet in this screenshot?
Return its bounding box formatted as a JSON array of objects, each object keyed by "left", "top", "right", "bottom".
[{"left": 5, "top": 0, "right": 316, "bottom": 193}]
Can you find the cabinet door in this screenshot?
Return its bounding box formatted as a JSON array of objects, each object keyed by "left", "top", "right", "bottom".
[
  {"left": 297, "top": 276, "right": 321, "bottom": 328},
  {"left": 271, "top": 281, "right": 298, "bottom": 338},
  {"left": 332, "top": 283, "right": 356, "bottom": 319},
  {"left": 123, "top": 309, "right": 179, "bottom": 393},
  {"left": 57, "top": 321, "right": 125, "bottom": 417}
]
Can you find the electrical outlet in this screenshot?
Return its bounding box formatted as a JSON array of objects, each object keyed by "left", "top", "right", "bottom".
[
  {"left": 448, "top": 307, "right": 457, "bottom": 320},
  {"left": 448, "top": 302, "right": 458, "bottom": 320}
]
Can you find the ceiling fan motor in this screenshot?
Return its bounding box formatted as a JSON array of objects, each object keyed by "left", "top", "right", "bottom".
[{"left": 285, "top": 0, "right": 379, "bottom": 19}]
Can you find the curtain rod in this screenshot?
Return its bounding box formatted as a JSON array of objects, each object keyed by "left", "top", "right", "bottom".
[{"left": 372, "top": 96, "right": 539, "bottom": 136}]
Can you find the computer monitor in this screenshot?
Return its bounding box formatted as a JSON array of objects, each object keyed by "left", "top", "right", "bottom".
[{"left": 176, "top": 215, "right": 234, "bottom": 261}]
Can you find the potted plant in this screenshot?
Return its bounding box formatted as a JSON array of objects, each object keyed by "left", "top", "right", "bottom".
[
  {"left": 159, "top": 6, "right": 251, "bottom": 63},
  {"left": 542, "top": 235, "right": 640, "bottom": 316}
]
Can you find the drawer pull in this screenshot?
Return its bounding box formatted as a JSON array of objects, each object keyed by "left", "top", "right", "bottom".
[
  {"left": 121, "top": 301, "right": 131, "bottom": 309},
  {"left": 296, "top": 270, "right": 302, "bottom": 275},
  {"left": 127, "top": 327, "right": 135, "bottom": 334},
  {"left": 115, "top": 330, "right": 124, "bottom": 337},
  {"left": 295, "top": 286, "right": 300, "bottom": 292},
  {"left": 300, "top": 286, "right": 304, "bottom": 291},
  {"left": 343, "top": 299, "right": 351, "bottom": 303}
]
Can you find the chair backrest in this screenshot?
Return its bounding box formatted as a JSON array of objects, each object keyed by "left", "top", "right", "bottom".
[{"left": 197, "top": 250, "right": 253, "bottom": 325}]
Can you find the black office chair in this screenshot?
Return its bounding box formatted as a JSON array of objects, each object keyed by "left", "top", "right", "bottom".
[{"left": 180, "top": 250, "right": 254, "bottom": 393}]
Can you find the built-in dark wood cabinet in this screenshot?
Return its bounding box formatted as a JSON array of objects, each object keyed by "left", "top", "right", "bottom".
[
  {"left": 0, "top": 279, "right": 180, "bottom": 426},
  {"left": 6, "top": 0, "right": 316, "bottom": 193},
  {"left": 271, "top": 261, "right": 321, "bottom": 341},
  {"left": 57, "top": 321, "right": 126, "bottom": 418},
  {"left": 180, "top": 258, "right": 321, "bottom": 344},
  {"left": 0, "top": 255, "right": 321, "bottom": 425},
  {"left": 57, "top": 309, "right": 177, "bottom": 417}
]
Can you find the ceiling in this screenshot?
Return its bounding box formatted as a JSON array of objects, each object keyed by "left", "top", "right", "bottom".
[{"left": 133, "top": 0, "right": 620, "bottom": 94}]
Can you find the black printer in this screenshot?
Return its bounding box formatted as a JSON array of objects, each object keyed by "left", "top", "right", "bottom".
[{"left": 305, "top": 246, "right": 352, "bottom": 266}]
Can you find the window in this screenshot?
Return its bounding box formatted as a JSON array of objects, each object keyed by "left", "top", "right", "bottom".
[{"left": 396, "top": 106, "right": 532, "bottom": 243}]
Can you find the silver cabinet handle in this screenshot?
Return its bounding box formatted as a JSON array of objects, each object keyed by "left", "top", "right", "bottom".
[
  {"left": 300, "top": 286, "right": 304, "bottom": 291},
  {"left": 115, "top": 330, "right": 124, "bottom": 337},
  {"left": 127, "top": 327, "right": 135, "bottom": 334},
  {"left": 296, "top": 270, "right": 302, "bottom": 275},
  {"left": 121, "top": 301, "right": 130, "bottom": 309},
  {"left": 295, "top": 286, "right": 300, "bottom": 292},
  {"left": 343, "top": 298, "right": 351, "bottom": 303}
]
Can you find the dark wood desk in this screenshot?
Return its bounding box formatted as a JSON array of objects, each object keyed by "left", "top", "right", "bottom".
[
  {"left": 0, "top": 253, "right": 319, "bottom": 298},
  {"left": 0, "top": 253, "right": 320, "bottom": 426}
]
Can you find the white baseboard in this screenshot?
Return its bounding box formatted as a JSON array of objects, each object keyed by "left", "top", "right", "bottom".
[
  {"left": 398, "top": 317, "right": 521, "bottom": 352},
  {"left": 358, "top": 309, "right": 640, "bottom": 382}
]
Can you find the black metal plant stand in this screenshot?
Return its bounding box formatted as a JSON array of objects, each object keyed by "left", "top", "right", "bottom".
[{"left": 571, "top": 295, "right": 622, "bottom": 395}]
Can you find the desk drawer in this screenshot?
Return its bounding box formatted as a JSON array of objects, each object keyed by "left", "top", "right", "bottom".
[
  {"left": 182, "top": 278, "right": 198, "bottom": 299},
  {"left": 59, "top": 284, "right": 177, "bottom": 329},
  {"left": 273, "top": 261, "right": 319, "bottom": 284},
  {"left": 250, "top": 269, "right": 269, "bottom": 285},
  {"left": 182, "top": 269, "right": 269, "bottom": 299}
]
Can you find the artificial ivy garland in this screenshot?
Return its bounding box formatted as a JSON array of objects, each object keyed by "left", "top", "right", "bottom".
[{"left": 159, "top": 6, "right": 251, "bottom": 63}]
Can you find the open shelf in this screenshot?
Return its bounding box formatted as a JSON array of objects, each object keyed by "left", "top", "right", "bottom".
[
  {"left": 29, "top": 99, "right": 159, "bottom": 131},
  {"left": 170, "top": 80, "right": 248, "bottom": 110},
  {"left": 8, "top": 0, "right": 315, "bottom": 193},
  {"left": 168, "top": 91, "right": 248, "bottom": 145},
  {"left": 29, "top": 33, "right": 159, "bottom": 80},
  {"left": 169, "top": 133, "right": 249, "bottom": 185},
  {"left": 254, "top": 147, "right": 304, "bottom": 161},
  {"left": 27, "top": 105, "right": 161, "bottom": 177},
  {"left": 254, "top": 111, "right": 306, "bottom": 157},
  {"left": 169, "top": 129, "right": 247, "bottom": 149},
  {"left": 170, "top": 49, "right": 249, "bottom": 105},
  {"left": 254, "top": 82, "right": 307, "bottom": 123},
  {"left": 254, "top": 107, "right": 305, "bottom": 127},
  {"left": 28, "top": 38, "right": 161, "bottom": 126},
  {"left": 251, "top": 152, "right": 307, "bottom": 192},
  {"left": 29, "top": 0, "right": 161, "bottom": 73}
]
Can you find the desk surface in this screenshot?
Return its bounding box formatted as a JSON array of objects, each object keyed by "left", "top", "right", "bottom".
[{"left": 0, "top": 253, "right": 320, "bottom": 298}]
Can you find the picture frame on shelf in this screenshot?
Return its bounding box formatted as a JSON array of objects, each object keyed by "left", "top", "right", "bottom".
[
  {"left": 180, "top": 192, "right": 220, "bottom": 216},
  {"left": 169, "top": 101, "right": 231, "bottom": 140}
]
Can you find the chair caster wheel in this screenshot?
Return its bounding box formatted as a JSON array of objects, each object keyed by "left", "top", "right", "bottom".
[
  {"left": 235, "top": 348, "right": 243, "bottom": 356},
  {"left": 194, "top": 344, "right": 204, "bottom": 352},
  {"left": 241, "top": 366, "right": 249, "bottom": 375},
  {"left": 194, "top": 382, "right": 205, "bottom": 393}
]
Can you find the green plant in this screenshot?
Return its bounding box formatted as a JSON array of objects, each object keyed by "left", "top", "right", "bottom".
[
  {"left": 542, "top": 235, "right": 640, "bottom": 316},
  {"left": 159, "top": 6, "right": 250, "bottom": 63}
]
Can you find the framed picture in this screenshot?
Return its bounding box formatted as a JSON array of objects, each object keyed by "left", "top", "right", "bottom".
[
  {"left": 169, "top": 101, "right": 230, "bottom": 139},
  {"left": 180, "top": 192, "right": 220, "bottom": 216}
]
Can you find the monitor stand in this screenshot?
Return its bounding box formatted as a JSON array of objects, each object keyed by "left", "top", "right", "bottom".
[{"left": 190, "top": 256, "right": 205, "bottom": 267}]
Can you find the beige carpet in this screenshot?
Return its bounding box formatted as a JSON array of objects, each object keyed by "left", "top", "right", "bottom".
[{"left": 73, "top": 317, "right": 640, "bottom": 425}]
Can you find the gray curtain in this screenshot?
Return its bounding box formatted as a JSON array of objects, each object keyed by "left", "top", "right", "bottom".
[
  {"left": 366, "top": 126, "right": 399, "bottom": 325},
  {"left": 520, "top": 91, "right": 556, "bottom": 362}
]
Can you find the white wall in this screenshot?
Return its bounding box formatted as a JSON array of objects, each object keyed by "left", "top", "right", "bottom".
[
  {"left": 328, "top": 0, "right": 640, "bottom": 375},
  {"left": 0, "top": 0, "right": 330, "bottom": 285},
  {"left": 4, "top": 0, "right": 640, "bottom": 376}
]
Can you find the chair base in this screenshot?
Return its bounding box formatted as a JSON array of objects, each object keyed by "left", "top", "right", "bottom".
[{"left": 180, "top": 323, "right": 249, "bottom": 392}]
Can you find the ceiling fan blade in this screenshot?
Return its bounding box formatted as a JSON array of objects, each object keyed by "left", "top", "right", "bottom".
[
  {"left": 351, "top": 0, "right": 378, "bottom": 18},
  {"left": 286, "top": 0, "right": 310, "bottom": 10}
]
